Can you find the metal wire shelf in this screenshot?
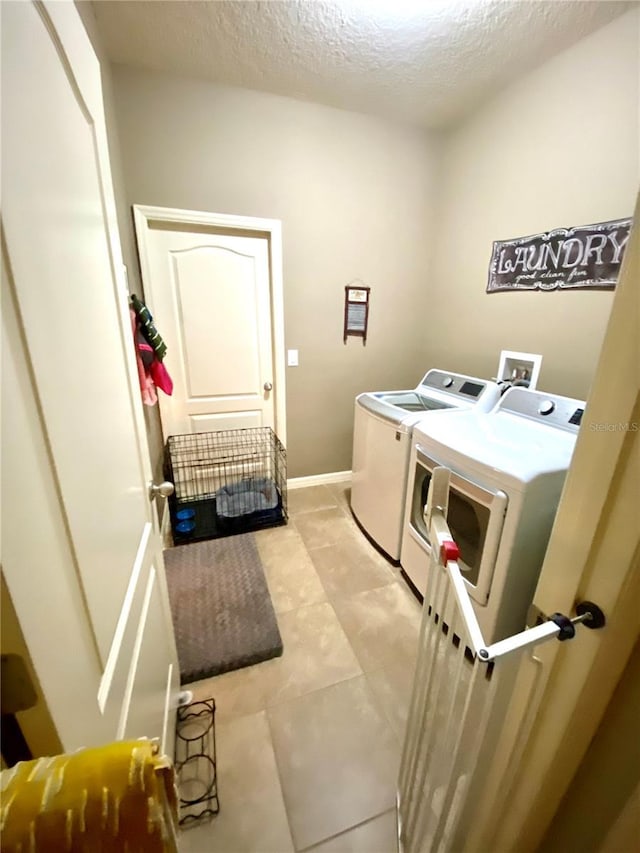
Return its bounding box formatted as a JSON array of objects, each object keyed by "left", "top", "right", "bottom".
[{"left": 175, "top": 697, "right": 220, "bottom": 827}]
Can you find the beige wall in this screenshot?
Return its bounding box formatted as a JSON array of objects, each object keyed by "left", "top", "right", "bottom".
[
  {"left": 110, "top": 67, "right": 440, "bottom": 476},
  {"left": 93, "top": 7, "right": 637, "bottom": 476},
  {"left": 427, "top": 10, "right": 639, "bottom": 401}
]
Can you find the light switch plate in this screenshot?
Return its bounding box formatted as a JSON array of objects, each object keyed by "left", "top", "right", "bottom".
[{"left": 287, "top": 349, "right": 299, "bottom": 367}]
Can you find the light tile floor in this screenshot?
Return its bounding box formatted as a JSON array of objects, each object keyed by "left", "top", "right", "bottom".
[{"left": 179, "top": 482, "right": 422, "bottom": 853}]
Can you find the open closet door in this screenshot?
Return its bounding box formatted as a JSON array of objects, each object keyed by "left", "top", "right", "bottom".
[{"left": 1, "top": 1, "right": 179, "bottom": 754}]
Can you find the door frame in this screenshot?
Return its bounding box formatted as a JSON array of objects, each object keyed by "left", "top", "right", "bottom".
[{"left": 133, "top": 205, "right": 287, "bottom": 446}]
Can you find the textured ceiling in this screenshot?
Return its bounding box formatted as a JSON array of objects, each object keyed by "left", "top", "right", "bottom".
[{"left": 92, "top": 0, "right": 634, "bottom": 129}]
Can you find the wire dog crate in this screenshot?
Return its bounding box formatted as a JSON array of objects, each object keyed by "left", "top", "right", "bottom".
[{"left": 165, "top": 427, "right": 288, "bottom": 544}]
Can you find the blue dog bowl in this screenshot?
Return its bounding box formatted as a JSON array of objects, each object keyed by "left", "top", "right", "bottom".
[{"left": 176, "top": 508, "right": 196, "bottom": 521}]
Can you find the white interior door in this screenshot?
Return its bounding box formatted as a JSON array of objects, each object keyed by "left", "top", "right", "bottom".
[
  {"left": 1, "top": 1, "right": 179, "bottom": 755},
  {"left": 134, "top": 208, "right": 280, "bottom": 439}
]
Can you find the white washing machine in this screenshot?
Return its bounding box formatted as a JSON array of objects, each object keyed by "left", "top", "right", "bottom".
[
  {"left": 400, "top": 386, "right": 585, "bottom": 643},
  {"left": 350, "top": 369, "right": 500, "bottom": 561}
]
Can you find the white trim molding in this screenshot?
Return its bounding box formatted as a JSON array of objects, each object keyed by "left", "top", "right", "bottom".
[
  {"left": 132, "top": 204, "right": 287, "bottom": 446},
  {"left": 287, "top": 470, "right": 352, "bottom": 489}
]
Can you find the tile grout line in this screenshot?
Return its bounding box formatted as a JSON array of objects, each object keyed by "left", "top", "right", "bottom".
[
  {"left": 265, "top": 668, "right": 364, "bottom": 717},
  {"left": 328, "top": 586, "right": 413, "bottom": 676},
  {"left": 189, "top": 589, "right": 369, "bottom": 727},
  {"left": 267, "top": 506, "right": 390, "bottom": 852},
  {"left": 204, "top": 600, "right": 366, "bottom": 725},
  {"left": 288, "top": 505, "right": 343, "bottom": 517},
  {"left": 263, "top": 708, "right": 299, "bottom": 853},
  {"left": 361, "top": 668, "right": 406, "bottom": 747},
  {"left": 296, "top": 806, "right": 398, "bottom": 853},
  {"left": 207, "top": 666, "right": 368, "bottom": 731},
  {"left": 265, "top": 672, "right": 399, "bottom": 853},
  {"left": 262, "top": 530, "right": 406, "bottom": 844},
  {"left": 213, "top": 585, "right": 415, "bottom": 726}
]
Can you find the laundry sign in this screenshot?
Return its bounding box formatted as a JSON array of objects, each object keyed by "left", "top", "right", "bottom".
[{"left": 487, "top": 218, "right": 631, "bottom": 293}]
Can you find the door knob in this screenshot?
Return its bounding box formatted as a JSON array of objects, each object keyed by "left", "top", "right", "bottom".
[
  {"left": 264, "top": 382, "right": 273, "bottom": 392},
  {"left": 149, "top": 481, "right": 174, "bottom": 500}
]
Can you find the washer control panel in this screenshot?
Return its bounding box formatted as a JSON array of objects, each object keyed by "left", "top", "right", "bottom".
[{"left": 422, "top": 369, "right": 489, "bottom": 400}]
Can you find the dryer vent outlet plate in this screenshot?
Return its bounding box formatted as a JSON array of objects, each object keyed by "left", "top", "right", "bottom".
[{"left": 497, "top": 350, "right": 542, "bottom": 390}]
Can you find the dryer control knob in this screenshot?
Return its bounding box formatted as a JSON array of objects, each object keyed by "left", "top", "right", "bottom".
[
  {"left": 539, "top": 400, "right": 555, "bottom": 416},
  {"left": 442, "top": 377, "right": 454, "bottom": 388}
]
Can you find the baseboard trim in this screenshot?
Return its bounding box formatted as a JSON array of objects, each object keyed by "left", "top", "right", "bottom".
[{"left": 287, "top": 470, "right": 352, "bottom": 489}]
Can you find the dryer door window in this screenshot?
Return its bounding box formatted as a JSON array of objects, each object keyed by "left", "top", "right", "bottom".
[{"left": 410, "top": 447, "right": 508, "bottom": 604}]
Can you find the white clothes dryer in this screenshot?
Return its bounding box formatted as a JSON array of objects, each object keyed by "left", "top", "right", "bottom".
[
  {"left": 400, "top": 387, "right": 585, "bottom": 643},
  {"left": 350, "top": 369, "right": 500, "bottom": 561}
]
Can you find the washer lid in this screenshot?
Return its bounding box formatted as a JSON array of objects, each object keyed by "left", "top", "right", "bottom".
[
  {"left": 356, "top": 369, "right": 500, "bottom": 426},
  {"left": 374, "top": 390, "right": 453, "bottom": 413},
  {"left": 356, "top": 390, "right": 453, "bottom": 426}
]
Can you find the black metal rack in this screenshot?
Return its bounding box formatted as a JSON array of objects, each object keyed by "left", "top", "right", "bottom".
[
  {"left": 175, "top": 697, "right": 220, "bottom": 826},
  {"left": 165, "top": 427, "right": 288, "bottom": 545}
]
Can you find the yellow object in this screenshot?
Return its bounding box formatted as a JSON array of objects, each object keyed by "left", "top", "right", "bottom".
[{"left": 0, "top": 740, "right": 178, "bottom": 852}]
